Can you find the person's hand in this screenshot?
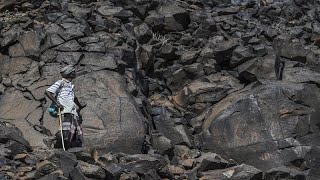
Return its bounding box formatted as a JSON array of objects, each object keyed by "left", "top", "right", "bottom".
[
  {"left": 79, "top": 101, "right": 87, "bottom": 108},
  {"left": 57, "top": 102, "right": 64, "bottom": 111}
]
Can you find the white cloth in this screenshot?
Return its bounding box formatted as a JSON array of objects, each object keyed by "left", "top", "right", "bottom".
[{"left": 47, "top": 79, "right": 78, "bottom": 116}]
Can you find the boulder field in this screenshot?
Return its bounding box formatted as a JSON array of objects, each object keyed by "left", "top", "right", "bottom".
[{"left": 0, "top": 0, "right": 319, "bottom": 179}]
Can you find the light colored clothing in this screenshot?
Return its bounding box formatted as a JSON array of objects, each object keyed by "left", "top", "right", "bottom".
[{"left": 47, "top": 78, "right": 78, "bottom": 116}]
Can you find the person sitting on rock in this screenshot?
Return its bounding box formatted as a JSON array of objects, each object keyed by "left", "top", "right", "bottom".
[{"left": 44, "top": 65, "right": 85, "bottom": 150}]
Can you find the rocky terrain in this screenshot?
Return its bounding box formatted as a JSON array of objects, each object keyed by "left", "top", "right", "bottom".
[{"left": 0, "top": 0, "right": 320, "bottom": 179}]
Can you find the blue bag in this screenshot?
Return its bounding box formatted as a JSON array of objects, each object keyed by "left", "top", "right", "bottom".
[
  {"left": 48, "top": 80, "right": 65, "bottom": 118},
  {"left": 48, "top": 102, "right": 59, "bottom": 118}
]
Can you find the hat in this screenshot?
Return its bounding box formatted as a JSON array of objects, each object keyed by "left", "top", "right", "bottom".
[{"left": 60, "top": 65, "right": 75, "bottom": 77}]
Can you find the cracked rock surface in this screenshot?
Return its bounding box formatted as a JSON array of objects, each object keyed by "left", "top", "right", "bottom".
[{"left": 0, "top": 0, "right": 319, "bottom": 179}]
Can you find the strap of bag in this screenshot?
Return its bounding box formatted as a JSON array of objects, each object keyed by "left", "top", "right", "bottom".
[{"left": 55, "top": 79, "right": 66, "bottom": 99}]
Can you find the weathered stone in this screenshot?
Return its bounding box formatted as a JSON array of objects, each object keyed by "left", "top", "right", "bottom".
[
  {"left": 180, "top": 50, "right": 199, "bottom": 65},
  {"left": 69, "top": 166, "right": 86, "bottom": 180},
  {"left": 184, "top": 63, "right": 205, "bottom": 79},
  {"left": 113, "top": 45, "right": 136, "bottom": 66},
  {"left": 199, "top": 164, "right": 262, "bottom": 180},
  {"left": 252, "top": 44, "right": 267, "bottom": 56},
  {"left": 144, "top": 11, "right": 165, "bottom": 31},
  {"left": 202, "top": 81, "right": 320, "bottom": 171},
  {"left": 59, "top": 24, "right": 86, "bottom": 41},
  {"left": 275, "top": 40, "right": 309, "bottom": 62},
  {"left": 230, "top": 45, "right": 254, "bottom": 67},
  {"left": 134, "top": 22, "right": 152, "bottom": 44},
  {"left": 19, "top": 31, "right": 42, "bottom": 57},
  {"left": 97, "top": 6, "right": 123, "bottom": 16},
  {"left": 54, "top": 40, "right": 81, "bottom": 52},
  {"left": 157, "top": 5, "right": 190, "bottom": 31},
  {"left": 35, "top": 160, "right": 57, "bottom": 177},
  {"left": 49, "top": 151, "right": 77, "bottom": 176},
  {"left": 158, "top": 43, "right": 177, "bottom": 60},
  {"left": 40, "top": 50, "right": 58, "bottom": 63},
  {"left": 83, "top": 42, "right": 106, "bottom": 52},
  {"left": 21, "top": 2, "right": 34, "bottom": 10},
  {"left": 142, "top": 169, "right": 162, "bottom": 180},
  {"left": 0, "top": 0, "right": 15, "bottom": 12},
  {"left": 151, "top": 133, "right": 173, "bottom": 154},
  {"left": 217, "top": 6, "right": 240, "bottom": 15},
  {"left": 68, "top": 3, "right": 91, "bottom": 19},
  {"left": 120, "top": 154, "right": 167, "bottom": 174},
  {"left": 55, "top": 52, "right": 82, "bottom": 64},
  {"left": 74, "top": 71, "right": 145, "bottom": 153},
  {"left": 119, "top": 171, "right": 139, "bottom": 180},
  {"left": 0, "top": 84, "right": 5, "bottom": 95},
  {"left": 42, "top": 34, "right": 65, "bottom": 51},
  {"left": 0, "top": 24, "right": 23, "bottom": 47},
  {"left": 181, "top": 158, "right": 194, "bottom": 169},
  {"left": 0, "top": 122, "right": 31, "bottom": 152},
  {"left": 93, "top": 15, "right": 121, "bottom": 33},
  {"left": 197, "top": 153, "right": 232, "bottom": 172},
  {"left": 10, "top": 119, "right": 46, "bottom": 149},
  {"left": 16, "top": 61, "right": 41, "bottom": 88},
  {"left": 8, "top": 43, "right": 25, "bottom": 57},
  {"left": 208, "top": 37, "right": 239, "bottom": 65},
  {"left": 38, "top": 171, "right": 64, "bottom": 180},
  {"left": 0, "top": 90, "right": 40, "bottom": 120},
  {"left": 28, "top": 76, "right": 59, "bottom": 101},
  {"left": 247, "top": 37, "right": 261, "bottom": 45},
  {"left": 45, "top": 23, "right": 64, "bottom": 34},
  {"left": 78, "top": 36, "right": 99, "bottom": 45},
  {"left": 282, "top": 62, "right": 320, "bottom": 84},
  {"left": 165, "top": 67, "right": 190, "bottom": 92},
  {"left": 153, "top": 107, "right": 192, "bottom": 147},
  {"left": 78, "top": 160, "right": 106, "bottom": 179},
  {"left": 235, "top": 54, "right": 277, "bottom": 82},
  {"left": 80, "top": 53, "right": 117, "bottom": 70},
  {"left": 138, "top": 45, "right": 153, "bottom": 72},
  {"left": 104, "top": 163, "right": 123, "bottom": 180},
  {"left": 171, "top": 73, "right": 243, "bottom": 109},
  {"left": 0, "top": 56, "right": 33, "bottom": 76},
  {"left": 167, "top": 165, "right": 186, "bottom": 175},
  {"left": 265, "top": 166, "right": 307, "bottom": 180}
]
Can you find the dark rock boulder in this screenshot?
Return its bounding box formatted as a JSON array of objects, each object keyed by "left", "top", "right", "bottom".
[
  {"left": 74, "top": 71, "right": 146, "bottom": 154},
  {"left": 119, "top": 154, "right": 167, "bottom": 174},
  {"left": 207, "top": 36, "right": 239, "bottom": 66},
  {"left": 152, "top": 107, "right": 192, "bottom": 147},
  {"left": 80, "top": 53, "right": 118, "bottom": 70},
  {"left": 235, "top": 53, "right": 277, "bottom": 82},
  {"left": 49, "top": 151, "right": 78, "bottom": 177},
  {"left": 230, "top": 45, "right": 254, "bottom": 67},
  {"left": 104, "top": 163, "right": 123, "bottom": 180},
  {"left": 265, "top": 166, "right": 308, "bottom": 180},
  {"left": 133, "top": 22, "right": 152, "bottom": 44},
  {"left": 199, "top": 164, "right": 262, "bottom": 180},
  {"left": 202, "top": 80, "right": 320, "bottom": 174},
  {"left": 0, "top": 56, "right": 33, "bottom": 76},
  {"left": 0, "top": 24, "right": 24, "bottom": 47},
  {"left": 54, "top": 40, "right": 81, "bottom": 52},
  {"left": 154, "top": 4, "right": 190, "bottom": 32},
  {"left": 282, "top": 61, "right": 320, "bottom": 84},
  {"left": 0, "top": 122, "right": 32, "bottom": 152},
  {"left": 18, "top": 31, "right": 42, "bottom": 57},
  {"left": 196, "top": 152, "right": 234, "bottom": 172},
  {"left": 0, "top": 90, "right": 44, "bottom": 148}
]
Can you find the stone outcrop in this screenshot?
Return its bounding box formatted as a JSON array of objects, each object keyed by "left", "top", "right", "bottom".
[{"left": 0, "top": 0, "right": 320, "bottom": 179}]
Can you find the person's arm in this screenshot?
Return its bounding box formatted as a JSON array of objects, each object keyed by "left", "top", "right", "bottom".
[
  {"left": 74, "top": 96, "right": 86, "bottom": 109},
  {"left": 45, "top": 90, "right": 64, "bottom": 110}
]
